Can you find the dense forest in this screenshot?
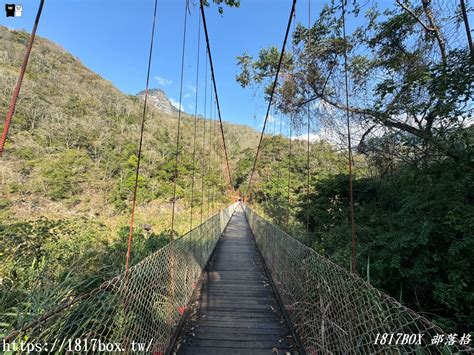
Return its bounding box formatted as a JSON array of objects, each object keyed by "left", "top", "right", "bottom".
[{"left": 0, "top": 0, "right": 473, "bottom": 340}]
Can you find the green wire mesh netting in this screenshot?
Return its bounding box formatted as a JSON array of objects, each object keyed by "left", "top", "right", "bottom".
[
  {"left": 243, "top": 205, "right": 473, "bottom": 354},
  {"left": 2, "top": 203, "right": 238, "bottom": 354}
]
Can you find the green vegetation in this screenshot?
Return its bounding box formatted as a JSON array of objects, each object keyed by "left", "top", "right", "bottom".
[
  {"left": 237, "top": 0, "right": 473, "bottom": 333},
  {"left": 0, "top": 25, "right": 241, "bottom": 331},
  {"left": 298, "top": 158, "right": 474, "bottom": 331},
  {"left": 0, "top": 217, "right": 171, "bottom": 333},
  {"left": 0, "top": 0, "right": 472, "bottom": 338}
]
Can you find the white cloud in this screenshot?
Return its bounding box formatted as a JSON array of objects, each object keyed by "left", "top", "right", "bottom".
[
  {"left": 184, "top": 94, "right": 192, "bottom": 99},
  {"left": 155, "top": 76, "right": 172, "bottom": 86},
  {"left": 292, "top": 126, "right": 345, "bottom": 147},
  {"left": 292, "top": 133, "right": 323, "bottom": 142},
  {"left": 170, "top": 98, "right": 183, "bottom": 111}
]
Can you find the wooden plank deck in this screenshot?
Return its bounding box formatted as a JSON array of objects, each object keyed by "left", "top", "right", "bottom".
[{"left": 175, "top": 206, "right": 297, "bottom": 354}]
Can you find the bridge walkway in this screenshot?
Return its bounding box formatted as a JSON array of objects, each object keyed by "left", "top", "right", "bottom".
[{"left": 175, "top": 206, "right": 297, "bottom": 354}]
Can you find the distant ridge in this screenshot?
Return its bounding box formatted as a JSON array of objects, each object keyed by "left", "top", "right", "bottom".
[{"left": 136, "top": 88, "right": 178, "bottom": 116}]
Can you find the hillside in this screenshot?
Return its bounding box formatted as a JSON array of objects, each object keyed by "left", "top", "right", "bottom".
[
  {"left": 0, "top": 26, "right": 348, "bottom": 330},
  {"left": 0, "top": 25, "right": 263, "bottom": 230},
  {"left": 0, "top": 26, "right": 265, "bottom": 328}
]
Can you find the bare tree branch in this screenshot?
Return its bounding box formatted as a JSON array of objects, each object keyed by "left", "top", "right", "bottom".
[
  {"left": 396, "top": 0, "right": 432, "bottom": 32},
  {"left": 395, "top": 0, "right": 447, "bottom": 64},
  {"left": 421, "top": 0, "right": 447, "bottom": 64}
]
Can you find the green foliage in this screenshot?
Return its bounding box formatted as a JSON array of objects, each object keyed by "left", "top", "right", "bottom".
[
  {"left": 109, "top": 227, "right": 172, "bottom": 268},
  {"left": 31, "top": 149, "right": 92, "bottom": 201},
  {"left": 0, "top": 218, "right": 107, "bottom": 330},
  {"left": 0, "top": 218, "right": 108, "bottom": 284},
  {"left": 234, "top": 3, "right": 472, "bottom": 332},
  {"left": 297, "top": 158, "right": 474, "bottom": 332},
  {"left": 236, "top": 0, "right": 473, "bottom": 160},
  {"left": 0, "top": 25, "right": 246, "bottom": 333},
  {"left": 0, "top": 217, "right": 173, "bottom": 332},
  {"left": 245, "top": 135, "right": 347, "bottom": 224},
  {"left": 203, "top": 0, "right": 240, "bottom": 14}
]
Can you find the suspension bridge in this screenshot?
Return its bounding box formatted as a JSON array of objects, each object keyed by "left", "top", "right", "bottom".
[
  {"left": 1, "top": 0, "right": 472, "bottom": 354},
  {"left": 2, "top": 203, "right": 472, "bottom": 354}
]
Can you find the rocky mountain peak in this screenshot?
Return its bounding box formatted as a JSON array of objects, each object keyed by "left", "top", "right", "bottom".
[{"left": 136, "top": 88, "right": 178, "bottom": 115}]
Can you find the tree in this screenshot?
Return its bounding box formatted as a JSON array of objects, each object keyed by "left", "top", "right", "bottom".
[{"left": 236, "top": 0, "right": 473, "bottom": 160}]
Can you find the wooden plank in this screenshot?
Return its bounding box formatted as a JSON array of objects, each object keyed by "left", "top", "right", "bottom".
[
  {"left": 197, "top": 311, "right": 280, "bottom": 319},
  {"left": 193, "top": 326, "right": 285, "bottom": 335},
  {"left": 199, "top": 304, "right": 277, "bottom": 312},
  {"left": 177, "top": 346, "right": 278, "bottom": 355},
  {"left": 182, "top": 339, "right": 292, "bottom": 349},
  {"left": 200, "top": 296, "right": 276, "bottom": 304},
  {"left": 194, "top": 314, "right": 280, "bottom": 324},
  {"left": 194, "top": 319, "right": 286, "bottom": 329},
  {"left": 196, "top": 306, "right": 281, "bottom": 314},
  {"left": 191, "top": 333, "right": 287, "bottom": 342},
  {"left": 175, "top": 207, "right": 296, "bottom": 354}
]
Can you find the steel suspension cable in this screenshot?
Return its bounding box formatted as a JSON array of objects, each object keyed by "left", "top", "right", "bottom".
[
  {"left": 214, "top": 98, "right": 219, "bottom": 211},
  {"left": 278, "top": 112, "right": 283, "bottom": 179},
  {"left": 206, "top": 94, "right": 213, "bottom": 219},
  {"left": 125, "top": 0, "right": 159, "bottom": 272},
  {"left": 245, "top": 0, "right": 297, "bottom": 200},
  {"left": 190, "top": 11, "right": 202, "bottom": 231},
  {"left": 200, "top": 53, "right": 209, "bottom": 224},
  {"left": 286, "top": 7, "right": 297, "bottom": 230},
  {"left": 216, "top": 105, "right": 223, "bottom": 209},
  {"left": 460, "top": 0, "right": 473, "bottom": 57},
  {"left": 210, "top": 96, "right": 215, "bottom": 214},
  {"left": 287, "top": 116, "right": 293, "bottom": 229},
  {"left": 0, "top": 0, "right": 45, "bottom": 156},
  {"left": 199, "top": 1, "right": 234, "bottom": 190},
  {"left": 342, "top": 0, "right": 357, "bottom": 274},
  {"left": 211, "top": 95, "right": 216, "bottom": 212},
  {"left": 207, "top": 96, "right": 212, "bottom": 217},
  {"left": 217, "top": 102, "right": 227, "bottom": 201},
  {"left": 171, "top": 0, "right": 190, "bottom": 233},
  {"left": 306, "top": 0, "right": 312, "bottom": 238}
]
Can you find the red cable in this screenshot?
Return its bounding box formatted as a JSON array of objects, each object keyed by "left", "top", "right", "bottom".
[
  {"left": 342, "top": 0, "right": 357, "bottom": 274},
  {"left": 171, "top": 0, "right": 190, "bottom": 233},
  {"left": 0, "top": 0, "right": 45, "bottom": 156},
  {"left": 190, "top": 11, "right": 202, "bottom": 231},
  {"left": 200, "top": 1, "right": 234, "bottom": 191},
  {"left": 245, "top": 0, "right": 297, "bottom": 200},
  {"left": 125, "top": 0, "right": 159, "bottom": 272}
]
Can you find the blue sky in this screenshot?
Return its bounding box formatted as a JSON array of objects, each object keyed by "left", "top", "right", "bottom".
[
  {"left": 0, "top": 0, "right": 327, "bottom": 132},
  {"left": 1, "top": 0, "right": 392, "bottom": 133}
]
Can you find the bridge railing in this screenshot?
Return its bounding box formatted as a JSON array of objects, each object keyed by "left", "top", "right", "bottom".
[
  {"left": 2, "top": 203, "right": 238, "bottom": 354},
  {"left": 243, "top": 204, "right": 471, "bottom": 354}
]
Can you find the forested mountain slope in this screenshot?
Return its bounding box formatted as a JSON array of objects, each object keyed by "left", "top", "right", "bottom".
[
  {"left": 0, "top": 25, "right": 263, "bottom": 327},
  {"left": 0, "top": 25, "right": 261, "bottom": 227}
]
